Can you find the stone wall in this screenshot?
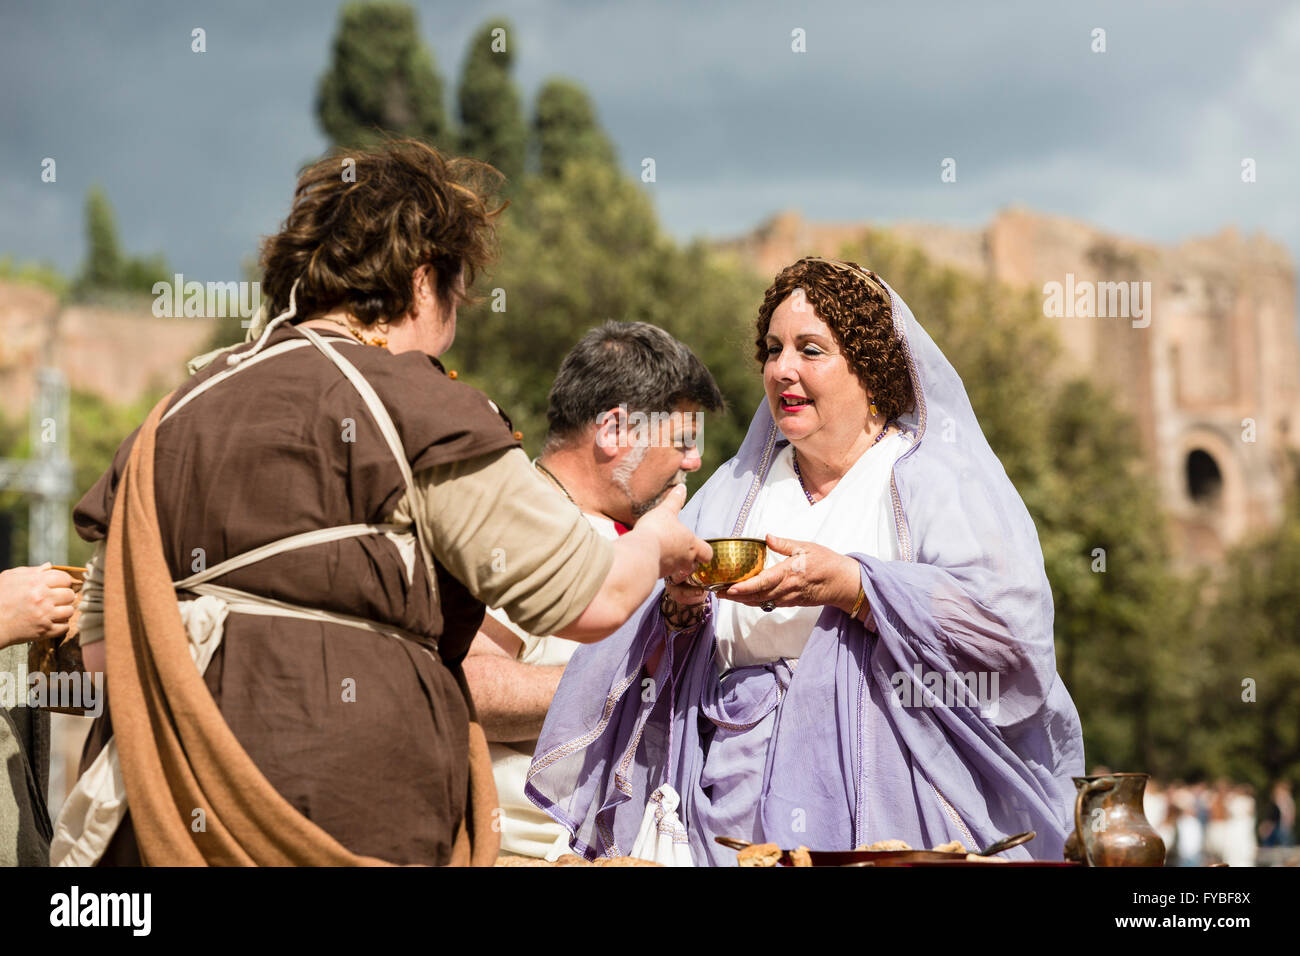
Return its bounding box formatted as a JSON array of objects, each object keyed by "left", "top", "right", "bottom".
[{"left": 0, "top": 281, "right": 220, "bottom": 418}]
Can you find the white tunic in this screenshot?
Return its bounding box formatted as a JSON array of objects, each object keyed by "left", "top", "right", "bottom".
[
  {"left": 486, "top": 511, "right": 620, "bottom": 860},
  {"left": 714, "top": 430, "right": 914, "bottom": 672}
]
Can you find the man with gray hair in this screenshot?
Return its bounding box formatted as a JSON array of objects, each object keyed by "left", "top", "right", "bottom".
[{"left": 464, "top": 320, "right": 723, "bottom": 859}]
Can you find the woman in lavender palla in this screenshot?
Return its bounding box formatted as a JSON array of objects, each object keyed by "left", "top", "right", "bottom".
[{"left": 527, "top": 256, "right": 1085, "bottom": 865}]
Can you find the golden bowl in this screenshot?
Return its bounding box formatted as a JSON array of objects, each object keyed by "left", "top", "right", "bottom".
[
  {"left": 687, "top": 537, "right": 767, "bottom": 591},
  {"left": 51, "top": 565, "right": 87, "bottom": 588}
]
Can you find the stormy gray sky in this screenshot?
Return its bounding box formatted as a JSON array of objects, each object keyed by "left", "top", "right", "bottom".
[{"left": 2, "top": 0, "right": 1297, "bottom": 282}]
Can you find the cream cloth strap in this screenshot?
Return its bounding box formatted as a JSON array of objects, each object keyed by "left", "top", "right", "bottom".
[
  {"left": 174, "top": 522, "right": 403, "bottom": 589},
  {"left": 296, "top": 327, "right": 414, "bottom": 490},
  {"left": 172, "top": 322, "right": 437, "bottom": 605},
  {"left": 295, "top": 325, "right": 439, "bottom": 591},
  {"left": 75, "top": 524, "right": 412, "bottom": 646},
  {"left": 163, "top": 339, "right": 317, "bottom": 425},
  {"left": 183, "top": 582, "right": 436, "bottom": 654},
  {"left": 164, "top": 324, "right": 429, "bottom": 599}
]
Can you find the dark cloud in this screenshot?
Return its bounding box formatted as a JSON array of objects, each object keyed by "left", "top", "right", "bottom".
[{"left": 1, "top": 0, "right": 1295, "bottom": 282}]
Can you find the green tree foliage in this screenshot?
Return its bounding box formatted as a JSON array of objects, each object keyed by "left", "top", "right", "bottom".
[
  {"left": 0, "top": 414, "right": 27, "bottom": 566},
  {"left": 119, "top": 253, "right": 170, "bottom": 293},
  {"left": 532, "top": 78, "right": 618, "bottom": 179},
  {"left": 446, "top": 157, "right": 764, "bottom": 486},
  {"left": 65, "top": 388, "right": 169, "bottom": 566},
  {"left": 317, "top": 1, "right": 450, "bottom": 148},
  {"left": 81, "top": 186, "right": 124, "bottom": 290},
  {"left": 73, "top": 186, "right": 169, "bottom": 297},
  {"left": 1040, "top": 378, "right": 1193, "bottom": 776},
  {"left": 0, "top": 255, "right": 68, "bottom": 296},
  {"left": 0, "top": 388, "right": 165, "bottom": 568},
  {"left": 456, "top": 19, "right": 526, "bottom": 187},
  {"left": 1184, "top": 493, "right": 1300, "bottom": 790}
]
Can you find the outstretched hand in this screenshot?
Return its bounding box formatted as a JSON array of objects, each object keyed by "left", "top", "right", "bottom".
[
  {"left": 0, "top": 562, "right": 77, "bottom": 649},
  {"left": 635, "top": 484, "right": 713, "bottom": 582},
  {"left": 719, "top": 534, "right": 862, "bottom": 615}
]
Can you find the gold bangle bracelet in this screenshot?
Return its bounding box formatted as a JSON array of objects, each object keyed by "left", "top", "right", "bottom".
[{"left": 849, "top": 585, "right": 866, "bottom": 619}]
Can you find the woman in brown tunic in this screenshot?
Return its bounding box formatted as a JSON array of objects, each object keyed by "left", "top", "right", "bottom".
[{"left": 55, "top": 141, "right": 709, "bottom": 866}]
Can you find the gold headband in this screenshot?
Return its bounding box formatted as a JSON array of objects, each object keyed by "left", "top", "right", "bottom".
[{"left": 801, "top": 256, "right": 890, "bottom": 301}]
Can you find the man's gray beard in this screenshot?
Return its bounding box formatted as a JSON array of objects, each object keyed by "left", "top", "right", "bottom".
[
  {"left": 612, "top": 443, "right": 683, "bottom": 519},
  {"left": 612, "top": 443, "right": 649, "bottom": 515}
]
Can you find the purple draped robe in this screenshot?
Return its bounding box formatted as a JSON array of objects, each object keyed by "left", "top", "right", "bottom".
[{"left": 527, "top": 279, "right": 1085, "bottom": 864}]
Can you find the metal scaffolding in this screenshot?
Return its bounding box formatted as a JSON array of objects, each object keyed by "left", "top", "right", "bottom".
[{"left": 0, "top": 365, "right": 73, "bottom": 566}]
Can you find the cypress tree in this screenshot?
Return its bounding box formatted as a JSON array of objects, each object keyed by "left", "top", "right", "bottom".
[
  {"left": 81, "top": 186, "right": 125, "bottom": 291},
  {"left": 457, "top": 18, "right": 526, "bottom": 186},
  {"left": 316, "top": 1, "right": 450, "bottom": 148},
  {"left": 533, "top": 78, "right": 618, "bottom": 179}
]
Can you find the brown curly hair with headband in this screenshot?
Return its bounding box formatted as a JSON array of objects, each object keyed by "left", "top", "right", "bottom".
[
  {"left": 753, "top": 257, "right": 915, "bottom": 422},
  {"left": 259, "top": 139, "right": 505, "bottom": 328}
]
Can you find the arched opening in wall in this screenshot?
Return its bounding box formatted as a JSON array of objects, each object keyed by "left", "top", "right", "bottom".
[{"left": 1186, "top": 449, "right": 1223, "bottom": 506}]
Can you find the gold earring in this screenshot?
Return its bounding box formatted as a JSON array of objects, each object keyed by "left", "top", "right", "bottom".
[{"left": 869, "top": 402, "right": 879, "bottom": 417}]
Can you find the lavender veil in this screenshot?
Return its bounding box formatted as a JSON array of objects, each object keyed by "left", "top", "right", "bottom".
[{"left": 526, "top": 267, "right": 1085, "bottom": 863}]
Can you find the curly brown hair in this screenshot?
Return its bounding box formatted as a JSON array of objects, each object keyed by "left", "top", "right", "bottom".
[
  {"left": 259, "top": 139, "right": 505, "bottom": 328},
  {"left": 753, "top": 257, "right": 914, "bottom": 422}
]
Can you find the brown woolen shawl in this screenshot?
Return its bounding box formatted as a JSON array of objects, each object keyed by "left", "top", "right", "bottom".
[{"left": 103, "top": 392, "right": 498, "bottom": 866}]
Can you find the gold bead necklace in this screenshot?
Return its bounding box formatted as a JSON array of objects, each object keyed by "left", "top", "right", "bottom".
[{"left": 317, "top": 316, "right": 388, "bottom": 348}]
